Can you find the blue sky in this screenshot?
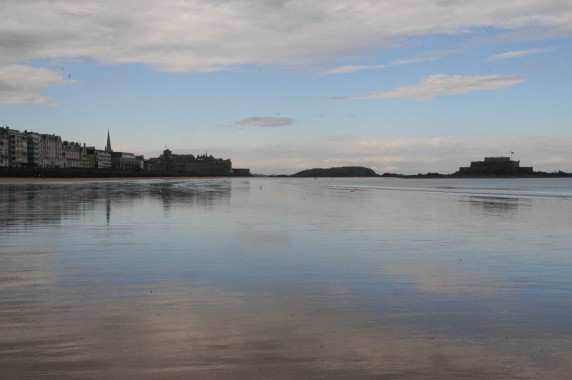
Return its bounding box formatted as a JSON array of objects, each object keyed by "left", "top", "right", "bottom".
[{"left": 1, "top": 1, "right": 571, "bottom": 174}]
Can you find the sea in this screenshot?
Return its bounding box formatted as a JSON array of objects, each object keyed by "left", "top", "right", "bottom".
[{"left": 1, "top": 177, "right": 572, "bottom": 379}]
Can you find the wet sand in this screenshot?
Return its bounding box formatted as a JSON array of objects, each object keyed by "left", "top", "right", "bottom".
[
  {"left": 0, "top": 177, "right": 147, "bottom": 185},
  {"left": 0, "top": 177, "right": 217, "bottom": 185},
  {"left": 2, "top": 178, "right": 572, "bottom": 379},
  {"left": 2, "top": 254, "right": 569, "bottom": 380}
]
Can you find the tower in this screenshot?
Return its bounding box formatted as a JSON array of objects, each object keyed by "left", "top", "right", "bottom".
[{"left": 105, "top": 130, "right": 112, "bottom": 153}]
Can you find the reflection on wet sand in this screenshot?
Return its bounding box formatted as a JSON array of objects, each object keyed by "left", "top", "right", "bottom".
[
  {"left": 0, "top": 180, "right": 231, "bottom": 228},
  {"left": 2, "top": 178, "right": 572, "bottom": 379},
  {"left": 1, "top": 250, "right": 570, "bottom": 380},
  {"left": 465, "top": 196, "right": 522, "bottom": 216}
]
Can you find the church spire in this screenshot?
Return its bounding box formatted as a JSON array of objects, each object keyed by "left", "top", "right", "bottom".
[{"left": 105, "top": 130, "right": 112, "bottom": 153}]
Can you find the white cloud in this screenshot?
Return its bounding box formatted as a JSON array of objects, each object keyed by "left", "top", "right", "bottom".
[
  {"left": 1, "top": 1, "right": 571, "bottom": 72},
  {"left": 486, "top": 47, "right": 557, "bottom": 61},
  {"left": 236, "top": 117, "right": 295, "bottom": 127},
  {"left": 321, "top": 50, "right": 448, "bottom": 76},
  {"left": 362, "top": 74, "right": 524, "bottom": 101},
  {"left": 487, "top": 47, "right": 556, "bottom": 62},
  {"left": 206, "top": 134, "right": 572, "bottom": 175},
  {"left": 0, "top": 65, "right": 76, "bottom": 105},
  {"left": 321, "top": 65, "right": 387, "bottom": 75},
  {"left": 391, "top": 55, "right": 440, "bottom": 66},
  {"left": 346, "top": 135, "right": 572, "bottom": 173}
]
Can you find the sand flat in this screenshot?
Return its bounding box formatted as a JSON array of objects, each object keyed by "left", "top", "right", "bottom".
[{"left": 2, "top": 178, "right": 572, "bottom": 379}]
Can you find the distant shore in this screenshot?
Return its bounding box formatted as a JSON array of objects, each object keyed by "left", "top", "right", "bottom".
[
  {"left": 2, "top": 165, "right": 572, "bottom": 184},
  {"left": 377, "top": 172, "right": 572, "bottom": 179},
  {"left": 0, "top": 166, "right": 251, "bottom": 180},
  {"left": 286, "top": 166, "right": 572, "bottom": 179}
]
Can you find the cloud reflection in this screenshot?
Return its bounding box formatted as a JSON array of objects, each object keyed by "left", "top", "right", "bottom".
[
  {"left": 1, "top": 261, "right": 569, "bottom": 380},
  {"left": 2, "top": 178, "right": 572, "bottom": 379}
]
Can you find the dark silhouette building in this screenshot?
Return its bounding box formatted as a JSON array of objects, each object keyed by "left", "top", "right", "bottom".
[
  {"left": 459, "top": 157, "right": 533, "bottom": 176},
  {"left": 145, "top": 149, "right": 232, "bottom": 175},
  {"left": 105, "top": 130, "right": 112, "bottom": 153}
]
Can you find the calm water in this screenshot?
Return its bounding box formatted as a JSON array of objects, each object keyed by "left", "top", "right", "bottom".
[{"left": 1, "top": 177, "right": 572, "bottom": 379}]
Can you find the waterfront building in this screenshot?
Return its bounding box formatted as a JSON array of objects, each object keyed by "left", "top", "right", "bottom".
[
  {"left": 0, "top": 128, "right": 9, "bottom": 167},
  {"left": 7, "top": 128, "right": 28, "bottom": 167},
  {"left": 79, "top": 145, "right": 91, "bottom": 168},
  {"left": 231, "top": 168, "right": 251, "bottom": 176},
  {"left": 459, "top": 156, "right": 533, "bottom": 176},
  {"left": 1, "top": 127, "right": 242, "bottom": 176},
  {"left": 41, "top": 134, "right": 64, "bottom": 168},
  {"left": 103, "top": 131, "right": 143, "bottom": 170},
  {"left": 62, "top": 141, "right": 91, "bottom": 168},
  {"left": 25, "top": 132, "right": 43, "bottom": 167},
  {"left": 145, "top": 149, "right": 232, "bottom": 175},
  {"left": 86, "top": 147, "right": 112, "bottom": 169},
  {"left": 111, "top": 152, "right": 143, "bottom": 170}
]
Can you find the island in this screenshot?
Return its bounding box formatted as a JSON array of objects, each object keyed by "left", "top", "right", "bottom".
[
  {"left": 287, "top": 157, "right": 572, "bottom": 178},
  {"left": 292, "top": 166, "right": 378, "bottom": 177}
]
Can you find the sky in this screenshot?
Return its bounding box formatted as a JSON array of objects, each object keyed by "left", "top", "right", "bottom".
[{"left": 1, "top": 0, "right": 571, "bottom": 175}]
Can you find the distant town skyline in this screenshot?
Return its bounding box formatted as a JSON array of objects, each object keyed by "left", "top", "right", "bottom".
[{"left": 1, "top": 1, "right": 571, "bottom": 175}]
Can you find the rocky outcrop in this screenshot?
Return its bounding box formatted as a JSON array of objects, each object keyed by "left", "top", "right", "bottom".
[{"left": 292, "top": 166, "right": 378, "bottom": 177}]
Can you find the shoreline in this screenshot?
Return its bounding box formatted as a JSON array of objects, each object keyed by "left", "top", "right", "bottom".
[
  {"left": 3, "top": 175, "right": 572, "bottom": 185},
  {"left": 0, "top": 176, "right": 235, "bottom": 185}
]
